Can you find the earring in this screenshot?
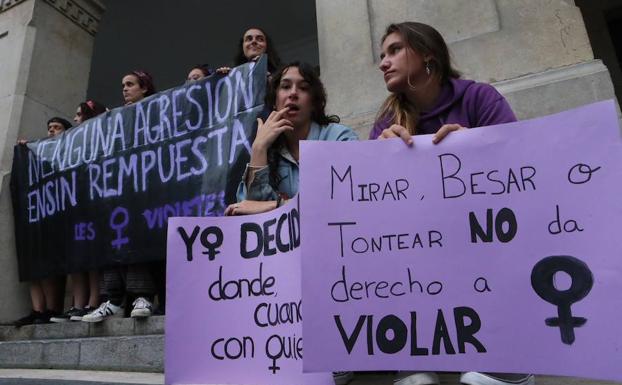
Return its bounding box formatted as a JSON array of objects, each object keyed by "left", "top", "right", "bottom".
[{"left": 425, "top": 61, "right": 431, "bottom": 76}]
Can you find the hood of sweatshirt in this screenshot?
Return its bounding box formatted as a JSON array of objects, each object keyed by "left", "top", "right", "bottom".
[{"left": 419, "top": 78, "right": 475, "bottom": 124}]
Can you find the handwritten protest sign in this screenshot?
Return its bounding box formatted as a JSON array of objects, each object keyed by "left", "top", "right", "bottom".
[
  {"left": 299, "top": 100, "right": 622, "bottom": 381},
  {"left": 165, "top": 197, "right": 332, "bottom": 385},
  {"left": 10, "top": 58, "right": 267, "bottom": 281}
]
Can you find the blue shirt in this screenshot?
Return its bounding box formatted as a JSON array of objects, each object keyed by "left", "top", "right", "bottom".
[{"left": 237, "top": 122, "right": 359, "bottom": 201}]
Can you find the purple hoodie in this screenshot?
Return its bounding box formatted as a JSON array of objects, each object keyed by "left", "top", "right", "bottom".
[{"left": 369, "top": 78, "right": 516, "bottom": 139}]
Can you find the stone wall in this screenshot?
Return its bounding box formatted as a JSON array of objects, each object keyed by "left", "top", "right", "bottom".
[{"left": 0, "top": 0, "right": 104, "bottom": 323}]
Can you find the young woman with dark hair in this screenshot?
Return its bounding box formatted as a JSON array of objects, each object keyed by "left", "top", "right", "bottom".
[
  {"left": 186, "top": 64, "right": 212, "bottom": 83},
  {"left": 234, "top": 27, "right": 281, "bottom": 73},
  {"left": 225, "top": 61, "right": 358, "bottom": 216},
  {"left": 14, "top": 117, "right": 72, "bottom": 326},
  {"left": 82, "top": 74, "right": 159, "bottom": 322},
  {"left": 217, "top": 27, "right": 282, "bottom": 75},
  {"left": 50, "top": 101, "right": 108, "bottom": 323},
  {"left": 121, "top": 70, "right": 156, "bottom": 105},
  {"left": 74, "top": 100, "right": 107, "bottom": 123},
  {"left": 371, "top": 22, "right": 515, "bottom": 143},
  {"left": 372, "top": 21, "right": 532, "bottom": 385},
  {"left": 225, "top": 61, "right": 357, "bottom": 385}
]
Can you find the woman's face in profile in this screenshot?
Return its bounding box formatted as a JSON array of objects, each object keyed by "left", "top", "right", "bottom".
[
  {"left": 242, "top": 28, "right": 267, "bottom": 61},
  {"left": 122, "top": 74, "right": 146, "bottom": 104},
  {"left": 74, "top": 106, "right": 84, "bottom": 124},
  {"left": 379, "top": 32, "right": 426, "bottom": 93}
]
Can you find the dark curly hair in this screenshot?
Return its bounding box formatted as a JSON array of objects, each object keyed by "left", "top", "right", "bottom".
[
  {"left": 266, "top": 62, "right": 339, "bottom": 126},
  {"left": 265, "top": 62, "right": 340, "bottom": 192},
  {"left": 234, "top": 27, "right": 282, "bottom": 73}
]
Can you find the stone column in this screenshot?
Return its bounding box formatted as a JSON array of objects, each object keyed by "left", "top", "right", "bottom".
[
  {"left": 316, "top": 0, "right": 617, "bottom": 136},
  {"left": 0, "top": 0, "right": 104, "bottom": 323}
]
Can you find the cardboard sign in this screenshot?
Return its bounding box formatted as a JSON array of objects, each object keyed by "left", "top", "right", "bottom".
[
  {"left": 166, "top": 196, "right": 332, "bottom": 385},
  {"left": 300, "top": 100, "right": 622, "bottom": 381}
]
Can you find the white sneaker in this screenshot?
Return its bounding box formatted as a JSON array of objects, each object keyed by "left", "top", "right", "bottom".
[
  {"left": 82, "top": 301, "right": 123, "bottom": 323},
  {"left": 130, "top": 297, "right": 153, "bottom": 318},
  {"left": 460, "top": 372, "right": 535, "bottom": 385},
  {"left": 394, "top": 372, "right": 440, "bottom": 385}
]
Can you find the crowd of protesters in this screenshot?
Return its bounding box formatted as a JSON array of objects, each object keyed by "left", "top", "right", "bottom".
[{"left": 10, "top": 23, "right": 534, "bottom": 385}]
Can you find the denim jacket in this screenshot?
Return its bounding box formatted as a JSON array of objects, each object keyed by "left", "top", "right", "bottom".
[{"left": 236, "top": 122, "right": 359, "bottom": 202}]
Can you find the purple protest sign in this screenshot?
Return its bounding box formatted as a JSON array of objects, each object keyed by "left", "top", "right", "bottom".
[
  {"left": 300, "top": 100, "right": 622, "bottom": 381},
  {"left": 165, "top": 197, "right": 332, "bottom": 385}
]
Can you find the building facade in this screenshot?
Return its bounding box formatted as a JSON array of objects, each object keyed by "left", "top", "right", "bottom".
[{"left": 0, "top": 0, "right": 617, "bottom": 322}]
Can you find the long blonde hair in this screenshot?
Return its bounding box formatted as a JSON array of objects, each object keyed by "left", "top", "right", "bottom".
[{"left": 376, "top": 22, "right": 460, "bottom": 134}]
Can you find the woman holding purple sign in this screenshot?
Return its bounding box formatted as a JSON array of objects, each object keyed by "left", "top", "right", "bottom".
[
  {"left": 370, "top": 22, "right": 516, "bottom": 143},
  {"left": 225, "top": 61, "right": 357, "bottom": 385},
  {"left": 371, "top": 21, "right": 532, "bottom": 385}
]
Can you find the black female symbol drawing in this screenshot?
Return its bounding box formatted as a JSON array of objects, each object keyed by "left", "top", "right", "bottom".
[{"left": 530, "top": 255, "right": 593, "bottom": 345}]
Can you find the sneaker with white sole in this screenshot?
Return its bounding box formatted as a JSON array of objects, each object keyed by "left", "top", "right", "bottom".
[
  {"left": 394, "top": 372, "right": 440, "bottom": 385},
  {"left": 130, "top": 297, "right": 153, "bottom": 318},
  {"left": 50, "top": 307, "right": 85, "bottom": 323},
  {"left": 460, "top": 372, "right": 535, "bottom": 385},
  {"left": 82, "top": 301, "right": 123, "bottom": 323},
  {"left": 69, "top": 306, "right": 94, "bottom": 321}
]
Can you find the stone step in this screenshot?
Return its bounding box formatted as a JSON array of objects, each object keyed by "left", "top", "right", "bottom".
[
  {"left": 0, "top": 369, "right": 163, "bottom": 385},
  {"left": 359, "top": 372, "right": 622, "bottom": 385},
  {"left": 0, "top": 370, "right": 617, "bottom": 385},
  {"left": 0, "top": 364, "right": 619, "bottom": 384},
  {"left": 0, "top": 319, "right": 619, "bottom": 384},
  {"left": 0, "top": 316, "right": 164, "bottom": 342},
  {"left": 0, "top": 335, "right": 163, "bottom": 372}
]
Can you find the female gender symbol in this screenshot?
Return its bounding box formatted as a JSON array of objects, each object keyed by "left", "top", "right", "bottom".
[
  {"left": 530, "top": 255, "right": 593, "bottom": 345},
  {"left": 110, "top": 206, "right": 129, "bottom": 250}
]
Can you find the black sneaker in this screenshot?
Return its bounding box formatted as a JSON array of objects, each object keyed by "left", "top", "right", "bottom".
[
  {"left": 69, "top": 306, "right": 93, "bottom": 321},
  {"left": 333, "top": 371, "right": 354, "bottom": 385},
  {"left": 51, "top": 307, "right": 86, "bottom": 323},
  {"left": 13, "top": 310, "right": 46, "bottom": 327},
  {"left": 34, "top": 310, "right": 56, "bottom": 324}
]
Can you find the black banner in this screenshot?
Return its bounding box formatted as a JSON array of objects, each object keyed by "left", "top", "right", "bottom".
[{"left": 10, "top": 58, "right": 267, "bottom": 281}]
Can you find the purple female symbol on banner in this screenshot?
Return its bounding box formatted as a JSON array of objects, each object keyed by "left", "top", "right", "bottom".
[
  {"left": 530, "top": 255, "right": 593, "bottom": 345},
  {"left": 110, "top": 206, "right": 129, "bottom": 250}
]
